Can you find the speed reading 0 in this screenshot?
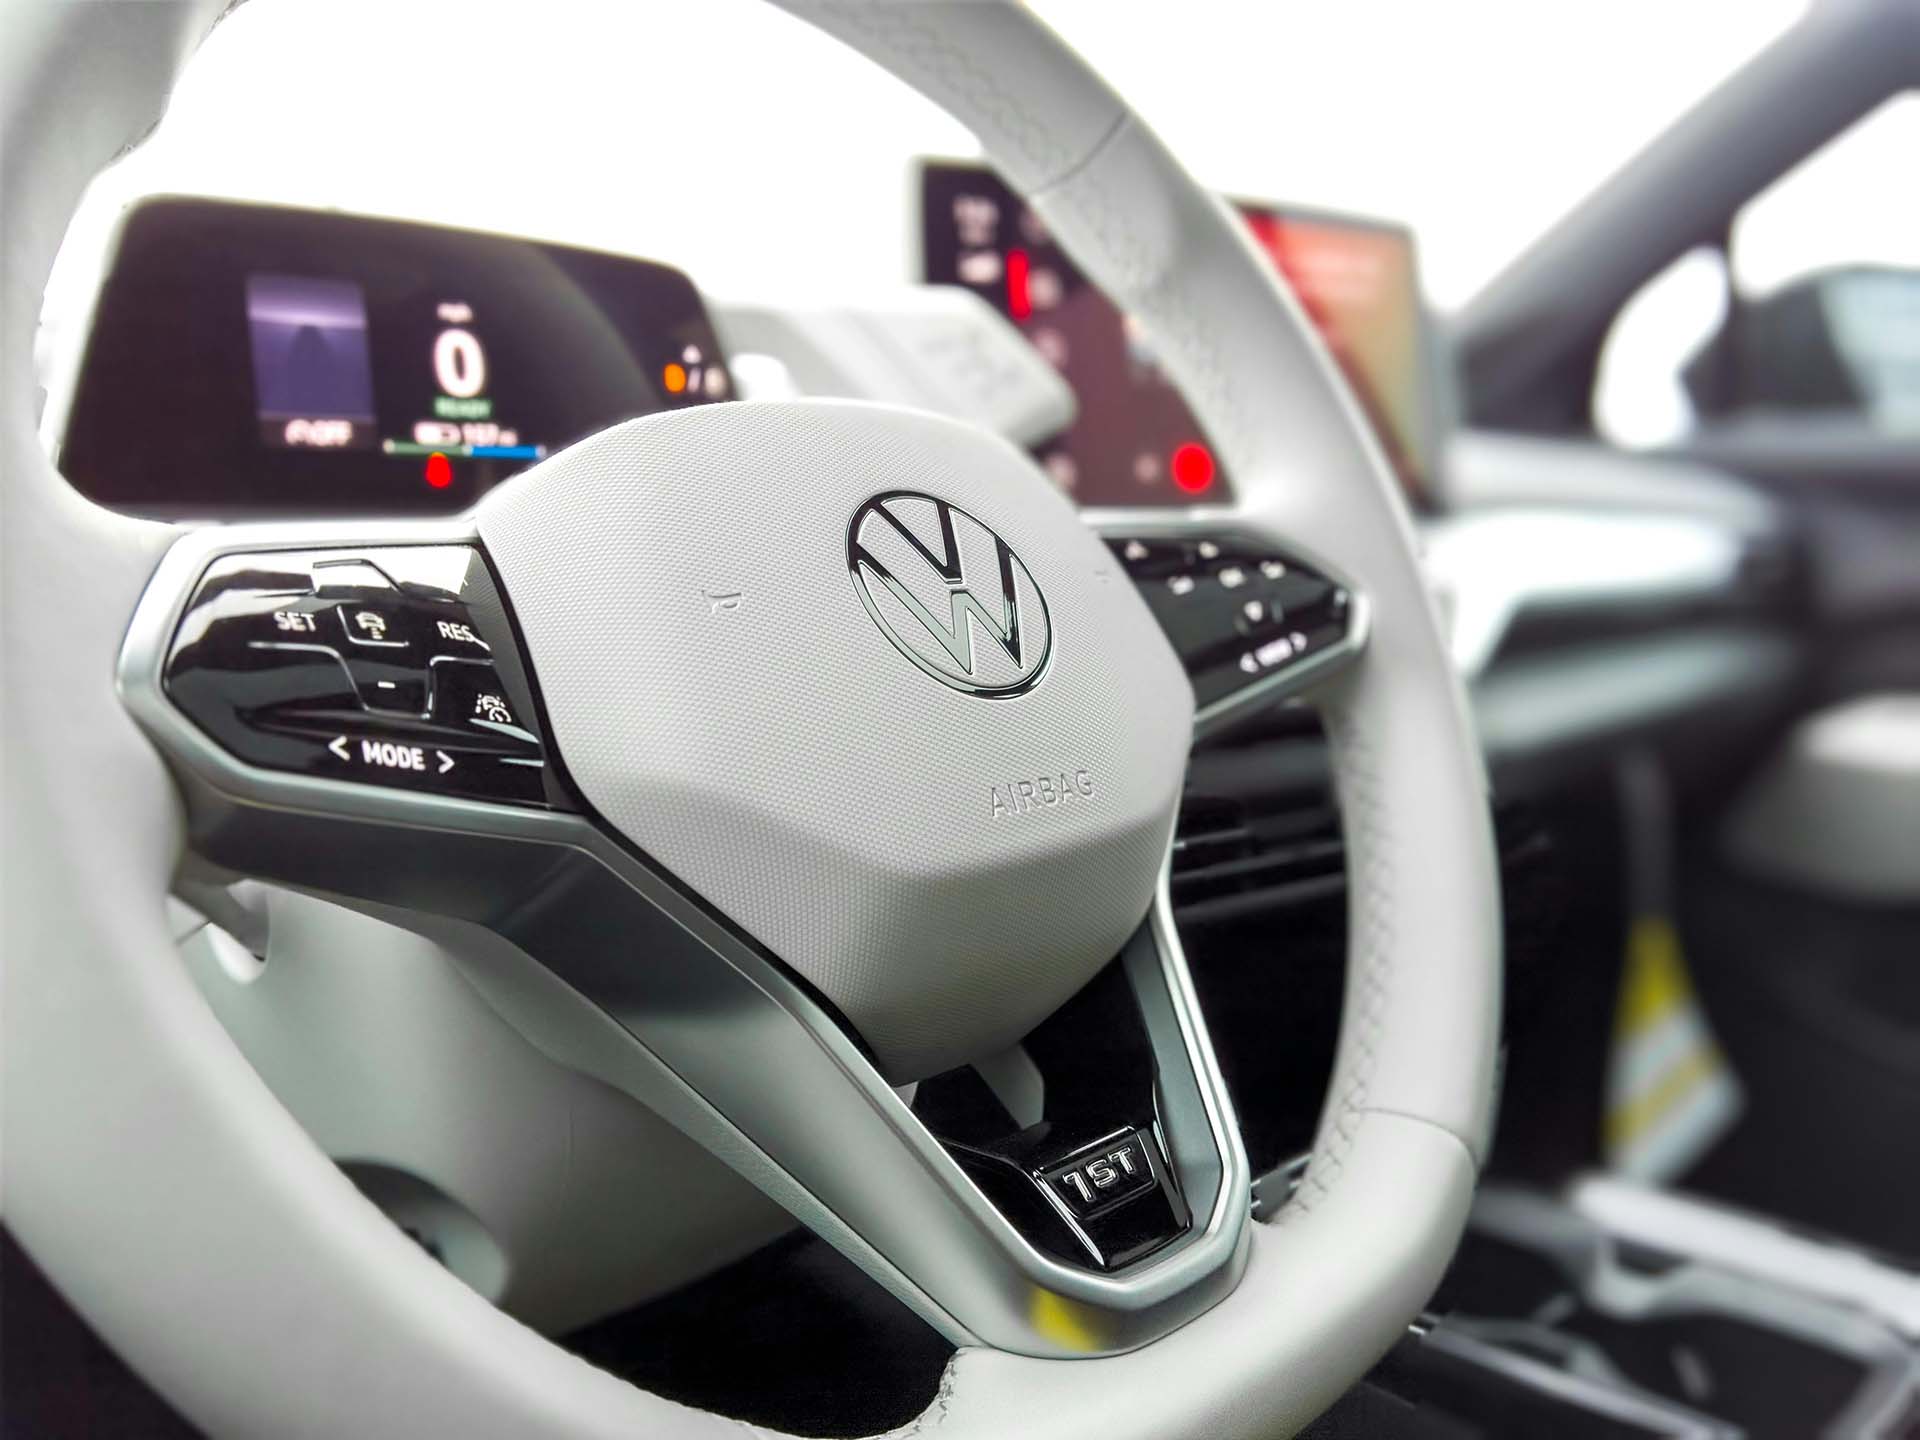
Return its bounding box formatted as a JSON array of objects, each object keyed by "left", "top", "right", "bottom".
[{"left": 433, "top": 327, "right": 487, "bottom": 399}]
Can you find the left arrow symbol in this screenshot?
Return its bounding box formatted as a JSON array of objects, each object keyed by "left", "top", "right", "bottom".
[{"left": 328, "top": 736, "right": 352, "bottom": 762}]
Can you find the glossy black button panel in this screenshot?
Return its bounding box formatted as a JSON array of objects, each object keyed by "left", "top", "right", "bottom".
[
  {"left": 163, "top": 546, "right": 555, "bottom": 807},
  {"left": 949, "top": 1122, "right": 1190, "bottom": 1272},
  {"left": 1108, "top": 533, "right": 1352, "bottom": 709}
]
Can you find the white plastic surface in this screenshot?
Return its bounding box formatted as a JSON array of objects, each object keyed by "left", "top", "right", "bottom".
[
  {"left": 180, "top": 888, "right": 793, "bottom": 1334},
  {"left": 1723, "top": 693, "right": 1920, "bottom": 903},
  {"left": 1570, "top": 1175, "right": 1920, "bottom": 1341},
  {"left": 1423, "top": 507, "right": 1745, "bottom": 674},
  {"left": 714, "top": 286, "right": 1076, "bottom": 448}
]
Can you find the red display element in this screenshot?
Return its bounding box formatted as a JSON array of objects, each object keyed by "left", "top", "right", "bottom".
[
  {"left": 1007, "top": 248, "right": 1033, "bottom": 320},
  {"left": 1170, "top": 442, "right": 1215, "bottom": 494},
  {"left": 1238, "top": 209, "right": 1424, "bottom": 499},
  {"left": 424, "top": 451, "right": 453, "bottom": 490}
]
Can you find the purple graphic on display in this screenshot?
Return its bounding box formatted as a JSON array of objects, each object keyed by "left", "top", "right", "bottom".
[{"left": 246, "top": 273, "right": 375, "bottom": 448}]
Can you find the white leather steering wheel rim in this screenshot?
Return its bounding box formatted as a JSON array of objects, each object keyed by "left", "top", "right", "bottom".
[{"left": 0, "top": 3, "right": 1500, "bottom": 1437}]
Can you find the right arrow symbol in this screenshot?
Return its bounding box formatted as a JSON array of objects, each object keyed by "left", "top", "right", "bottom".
[
  {"left": 328, "top": 736, "right": 351, "bottom": 762},
  {"left": 437, "top": 750, "right": 455, "bottom": 775}
]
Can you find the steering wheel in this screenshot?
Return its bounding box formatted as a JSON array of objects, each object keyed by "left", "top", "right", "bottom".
[{"left": 1, "top": 3, "right": 1500, "bottom": 1435}]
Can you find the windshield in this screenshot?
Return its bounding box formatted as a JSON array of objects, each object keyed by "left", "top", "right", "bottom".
[{"left": 58, "top": 0, "right": 1802, "bottom": 312}]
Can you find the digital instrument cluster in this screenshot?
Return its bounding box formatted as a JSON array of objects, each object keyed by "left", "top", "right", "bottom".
[
  {"left": 59, "top": 200, "right": 731, "bottom": 516},
  {"left": 919, "top": 161, "right": 1441, "bottom": 510}
]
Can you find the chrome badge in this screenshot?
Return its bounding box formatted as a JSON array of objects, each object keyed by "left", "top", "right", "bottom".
[{"left": 847, "top": 491, "right": 1051, "bottom": 697}]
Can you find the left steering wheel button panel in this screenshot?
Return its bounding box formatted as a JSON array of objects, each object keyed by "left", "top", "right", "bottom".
[{"left": 161, "top": 546, "right": 553, "bottom": 807}]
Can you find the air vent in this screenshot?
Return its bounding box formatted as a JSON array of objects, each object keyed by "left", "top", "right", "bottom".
[
  {"left": 1171, "top": 747, "right": 1344, "bottom": 923},
  {"left": 1172, "top": 736, "right": 1554, "bottom": 926}
]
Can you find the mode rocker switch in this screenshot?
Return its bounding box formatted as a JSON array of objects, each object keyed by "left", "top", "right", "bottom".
[{"left": 161, "top": 545, "right": 554, "bottom": 807}]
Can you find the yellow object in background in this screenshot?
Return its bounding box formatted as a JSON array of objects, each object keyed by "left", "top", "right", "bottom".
[{"left": 1603, "top": 915, "right": 1744, "bottom": 1183}]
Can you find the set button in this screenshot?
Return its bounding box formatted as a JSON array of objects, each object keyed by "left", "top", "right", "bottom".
[{"left": 267, "top": 607, "right": 323, "bottom": 638}]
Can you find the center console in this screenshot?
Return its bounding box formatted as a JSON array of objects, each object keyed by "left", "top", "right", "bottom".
[{"left": 1364, "top": 1183, "right": 1920, "bottom": 1438}]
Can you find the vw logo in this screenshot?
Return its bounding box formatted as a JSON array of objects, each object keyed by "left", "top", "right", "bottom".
[{"left": 846, "top": 491, "right": 1051, "bottom": 698}]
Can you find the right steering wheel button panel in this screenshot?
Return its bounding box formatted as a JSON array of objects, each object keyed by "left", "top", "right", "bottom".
[{"left": 1107, "top": 533, "right": 1351, "bottom": 708}]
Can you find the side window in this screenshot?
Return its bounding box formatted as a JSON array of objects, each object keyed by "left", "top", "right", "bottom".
[{"left": 1597, "top": 92, "right": 1920, "bottom": 448}]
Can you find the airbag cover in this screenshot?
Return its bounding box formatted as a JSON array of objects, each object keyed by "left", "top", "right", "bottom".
[{"left": 478, "top": 401, "right": 1191, "bottom": 1078}]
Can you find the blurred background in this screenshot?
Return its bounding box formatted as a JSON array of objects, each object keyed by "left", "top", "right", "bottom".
[{"left": 38, "top": 0, "right": 1829, "bottom": 410}]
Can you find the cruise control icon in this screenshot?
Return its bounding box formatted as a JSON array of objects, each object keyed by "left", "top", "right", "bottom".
[{"left": 339, "top": 604, "right": 407, "bottom": 648}]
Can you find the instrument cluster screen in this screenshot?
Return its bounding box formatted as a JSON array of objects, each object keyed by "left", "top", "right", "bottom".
[
  {"left": 919, "top": 161, "right": 1440, "bottom": 509},
  {"left": 61, "top": 200, "right": 731, "bottom": 516}
]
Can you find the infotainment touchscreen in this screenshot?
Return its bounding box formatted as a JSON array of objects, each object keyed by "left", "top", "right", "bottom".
[
  {"left": 919, "top": 160, "right": 1441, "bottom": 510},
  {"left": 61, "top": 199, "right": 731, "bottom": 516}
]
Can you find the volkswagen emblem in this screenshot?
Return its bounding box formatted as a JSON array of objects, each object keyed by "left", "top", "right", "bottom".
[{"left": 846, "top": 491, "right": 1051, "bottom": 698}]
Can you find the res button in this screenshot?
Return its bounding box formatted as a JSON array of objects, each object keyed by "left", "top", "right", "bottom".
[{"left": 426, "top": 614, "right": 491, "bottom": 658}]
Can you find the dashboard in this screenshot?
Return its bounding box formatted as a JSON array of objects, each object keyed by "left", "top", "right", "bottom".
[
  {"left": 57, "top": 200, "right": 730, "bottom": 518},
  {"left": 47, "top": 189, "right": 1787, "bottom": 710},
  {"left": 918, "top": 159, "right": 1442, "bottom": 510},
  {"left": 61, "top": 184, "right": 1441, "bottom": 525}
]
